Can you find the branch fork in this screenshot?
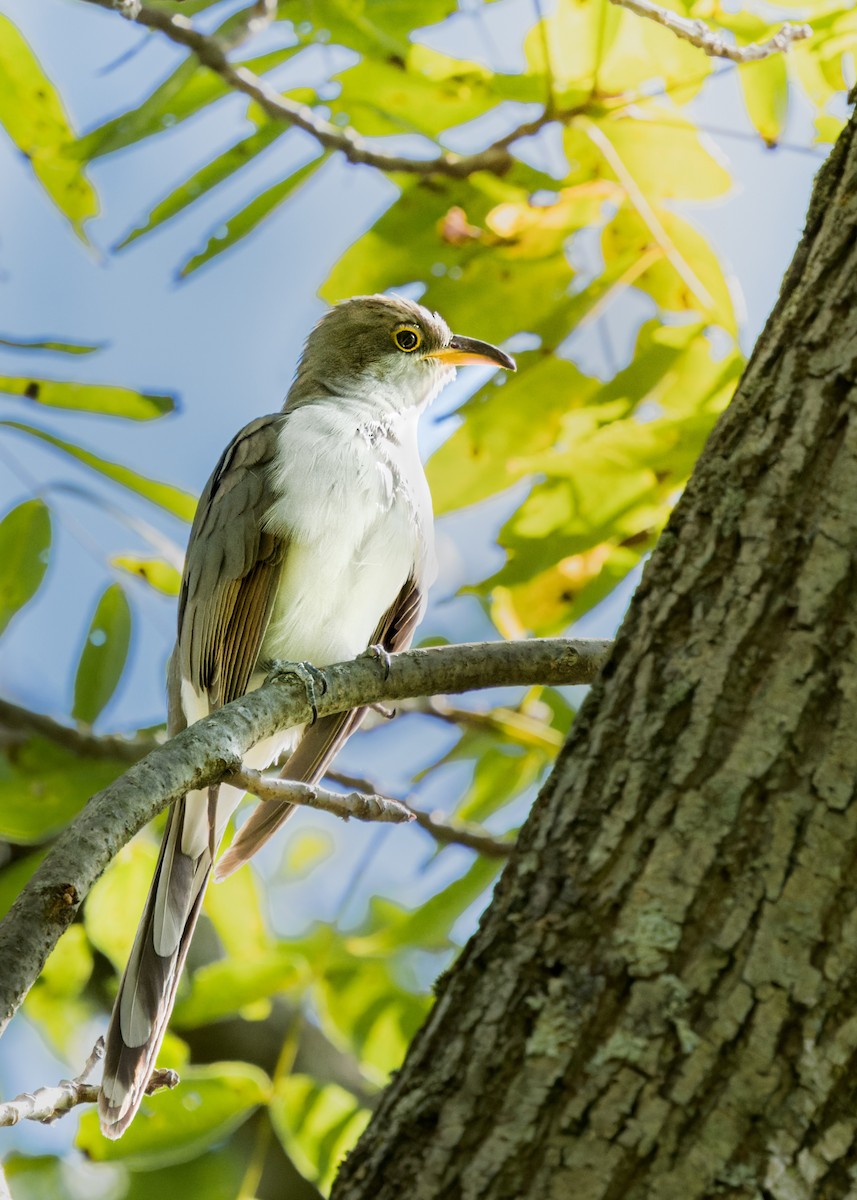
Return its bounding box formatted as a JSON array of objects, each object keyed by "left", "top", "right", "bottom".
[{"left": 0, "top": 1038, "right": 178, "bottom": 1128}]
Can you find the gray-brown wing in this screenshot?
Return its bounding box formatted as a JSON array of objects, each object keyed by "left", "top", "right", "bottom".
[
  {"left": 176, "top": 413, "right": 288, "bottom": 715},
  {"left": 213, "top": 574, "right": 425, "bottom": 880},
  {"left": 100, "top": 414, "right": 291, "bottom": 1137}
]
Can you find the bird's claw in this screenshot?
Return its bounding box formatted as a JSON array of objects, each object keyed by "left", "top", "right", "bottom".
[
  {"left": 266, "top": 659, "right": 328, "bottom": 724},
  {"left": 362, "top": 643, "right": 392, "bottom": 680}
]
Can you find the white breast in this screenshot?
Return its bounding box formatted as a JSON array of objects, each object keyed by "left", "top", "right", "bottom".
[{"left": 260, "top": 403, "right": 435, "bottom": 668}]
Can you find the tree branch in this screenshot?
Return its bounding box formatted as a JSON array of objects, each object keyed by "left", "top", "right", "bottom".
[
  {"left": 326, "top": 770, "right": 514, "bottom": 859},
  {"left": 80, "top": 0, "right": 811, "bottom": 195},
  {"left": 229, "top": 769, "right": 415, "bottom": 825},
  {"left": 80, "top": 0, "right": 522, "bottom": 178},
  {"left": 0, "top": 638, "right": 610, "bottom": 1036},
  {"left": 0, "top": 1037, "right": 178, "bottom": 1126},
  {"left": 609, "top": 0, "right": 811, "bottom": 62},
  {"left": 397, "top": 695, "right": 563, "bottom": 752}
]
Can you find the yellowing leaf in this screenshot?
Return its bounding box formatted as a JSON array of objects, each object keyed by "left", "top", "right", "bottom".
[
  {"left": 113, "top": 554, "right": 181, "bottom": 595},
  {"left": 739, "top": 55, "right": 789, "bottom": 145},
  {"left": 281, "top": 828, "right": 335, "bottom": 878},
  {"left": 0, "top": 14, "right": 97, "bottom": 234},
  {"left": 525, "top": 0, "right": 620, "bottom": 103},
  {"left": 85, "top": 840, "right": 159, "bottom": 969},
  {"left": 601, "top": 205, "right": 738, "bottom": 333},
  {"left": 0, "top": 376, "right": 174, "bottom": 419},
  {"left": 568, "top": 106, "right": 732, "bottom": 202}
]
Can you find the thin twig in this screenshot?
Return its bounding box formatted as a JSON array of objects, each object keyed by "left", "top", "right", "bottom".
[
  {"left": 229, "top": 769, "right": 415, "bottom": 825},
  {"left": 326, "top": 770, "right": 513, "bottom": 858},
  {"left": 0, "top": 1038, "right": 178, "bottom": 1126},
  {"left": 609, "top": 0, "right": 811, "bottom": 62},
  {"left": 399, "top": 695, "right": 564, "bottom": 752}
]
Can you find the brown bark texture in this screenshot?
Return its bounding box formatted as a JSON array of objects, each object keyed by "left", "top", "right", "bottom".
[{"left": 330, "top": 111, "right": 857, "bottom": 1199}]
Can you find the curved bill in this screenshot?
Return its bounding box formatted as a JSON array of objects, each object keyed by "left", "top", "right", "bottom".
[{"left": 430, "top": 334, "right": 516, "bottom": 372}]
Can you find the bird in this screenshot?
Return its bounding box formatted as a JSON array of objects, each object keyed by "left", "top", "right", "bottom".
[{"left": 98, "top": 293, "right": 515, "bottom": 1138}]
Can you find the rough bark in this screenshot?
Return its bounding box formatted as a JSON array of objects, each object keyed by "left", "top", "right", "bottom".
[{"left": 330, "top": 112, "right": 857, "bottom": 1199}]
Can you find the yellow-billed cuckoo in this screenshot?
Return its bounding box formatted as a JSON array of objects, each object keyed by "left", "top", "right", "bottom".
[{"left": 98, "top": 294, "right": 515, "bottom": 1137}]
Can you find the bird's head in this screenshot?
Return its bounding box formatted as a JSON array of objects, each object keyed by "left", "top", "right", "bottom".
[{"left": 287, "top": 294, "right": 515, "bottom": 414}]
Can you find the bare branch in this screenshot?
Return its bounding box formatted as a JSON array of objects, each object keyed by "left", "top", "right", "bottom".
[
  {"left": 0, "top": 1038, "right": 178, "bottom": 1126},
  {"left": 609, "top": 0, "right": 811, "bottom": 62},
  {"left": 0, "top": 638, "right": 611, "bottom": 1035},
  {"left": 229, "top": 769, "right": 415, "bottom": 825},
  {"left": 326, "top": 770, "right": 514, "bottom": 859}
]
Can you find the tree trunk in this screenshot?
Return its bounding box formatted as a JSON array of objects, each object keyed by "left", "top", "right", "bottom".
[{"left": 330, "top": 109, "right": 857, "bottom": 1200}]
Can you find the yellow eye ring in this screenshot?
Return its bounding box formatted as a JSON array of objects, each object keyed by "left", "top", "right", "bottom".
[{"left": 392, "top": 324, "right": 422, "bottom": 353}]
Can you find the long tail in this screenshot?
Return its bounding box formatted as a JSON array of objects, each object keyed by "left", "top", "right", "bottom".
[
  {"left": 214, "top": 709, "right": 365, "bottom": 881},
  {"left": 98, "top": 787, "right": 222, "bottom": 1138}
]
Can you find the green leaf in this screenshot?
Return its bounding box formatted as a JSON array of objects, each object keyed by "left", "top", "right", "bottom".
[
  {"left": 86, "top": 840, "right": 159, "bottom": 969},
  {"left": 121, "top": 1144, "right": 247, "bottom": 1200},
  {"left": 456, "top": 744, "right": 545, "bottom": 824},
  {"left": 204, "top": 854, "right": 272, "bottom": 960},
  {"left": 567, "top": 107, "right": 732, "bottom": 202},
  {"left": 72, "top": 583, "right": 132, "bottom": 725},
  {"left": 270, "top": 1076, "right": 369, "bottom": 1194},
  {"left": 428, "top": 356, "right": 599, "bottom": 515},
  {"left": 173, "top": 946, "right": 306, "bottom": 1028},
  {"left": 739, "top": 55, "right": 789, "bottom": 145},
  {"left": 280, "top": 828, "right": 335, "bottom": 879},
  {"left": 0, "top": 500, "right": 50, "bottom": 637},
  {"left": 0, "top": 737, "right": 127, "bottom": 843},
  {"left": 524, "top": 0, "right": 620, "bottom": 104},
  {"left": 2, "top": 1154, "right": 116, "bottom": 1200},
  {"left": 601, "top": 205, "right": 738, "bottom": 333},
  {"left": 356, "top": 855, "right": 502, "bottom": 953},
  {"left": 330, "top": 45, "right": 496, "bottom": 138},
  {"left": 24, "top": 925, "right": 94, "bottom": 1055},
  {"left": 0, "top": 376, "right": 174, "bottom": 419},
  {"left": 324, "top": 173, "right": 574, "bottom": 343},
  {"left": 0, "top": 335, "right": 103, "bottom": 355},
  {"left": 179, "top": 153, "right": 329, "bottom": 277},
  {"left": 78, "top": 45, "right": 301, "bottom": 161},
  {"left": 0, "top": 849, "right": 45, "bottom": 919},
  {"left": 112, "top": 554, "right": 182, "bottom": 595},
  {"left": 115, "top": 122, "right": 285, "bottom": 250},
  {"left": 77, "top": 1062, "right": 271, "bottom": 1169},
  {"left": 296, "top": 925, "right": 430, "bottom": 1079},
  {"left": 0, "top": 421, "right": 197, "bottom": 520},
  {"left": 0, "top": 15, "right": 97, "bottom": 234}
]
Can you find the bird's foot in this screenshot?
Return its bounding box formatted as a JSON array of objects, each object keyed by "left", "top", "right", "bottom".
[
  {"left": 362, "top": 643, "right": 392, "bottom": 680},
  {"left": 266, "top": 659, "right": 328, "bottom": 724}
]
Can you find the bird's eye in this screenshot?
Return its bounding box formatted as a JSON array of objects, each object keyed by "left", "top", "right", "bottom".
[{"left": 392, "top": 325, "right": 422, "bottom": 353}]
